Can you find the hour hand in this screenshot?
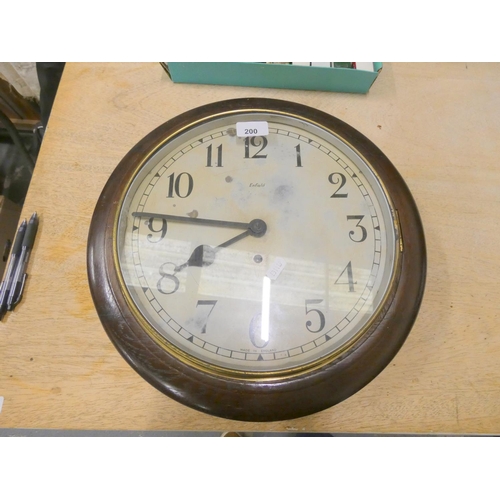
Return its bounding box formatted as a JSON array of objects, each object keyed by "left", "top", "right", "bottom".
[
  {"left": 175, "top": 245, "right": 216, "bottom": 272},
  {"left": 174, "top": 220, "right": 267, "bottom": 271},
  {"left": 174, "top": 230, "right": 252, "bottom": 271}
]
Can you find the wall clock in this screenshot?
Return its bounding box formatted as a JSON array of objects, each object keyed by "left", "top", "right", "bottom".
[{"left": 87, "top": 97, "right": 426, "bottom": 422}]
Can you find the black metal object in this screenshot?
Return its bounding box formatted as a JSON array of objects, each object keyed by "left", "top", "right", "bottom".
[{"left": 36, "top": 62, "right": 65, "bottom": 129}]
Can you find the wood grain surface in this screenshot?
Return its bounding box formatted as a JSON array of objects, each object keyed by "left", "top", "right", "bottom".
[{"left": 1, "top": 62, "right": 499, "bottom": 434}]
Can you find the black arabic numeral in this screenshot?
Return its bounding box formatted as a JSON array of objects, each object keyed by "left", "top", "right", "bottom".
[
  {"left": 196, "top": 300, "right": 218, "bottom": 334},
  {"left": 295, "top": 144, "right": 303, "bottom": 167},
  {"left": 347, "top": 215, "right": 367, "bottom": 242},
  {"left": 249, "top": 313, "right": 269, "bottom": 348},
  {"left": 334, "top": 261, "right": 357, "bottom": 292},
  {"left": 305, "top": 299, "right": 326, "bottom": 333},
  {"left": 328, "top": 172, "right": 348, "bottom": 198},
  {"left": 244, "top": 136, "right": 268, "bottom": 159},
  {"left": 166, "top": 172, "right": 194, "bottom": 198},
  {"left": 206, "top": 144, "right": 223, "bottom": 167},
  {"left": 157, "top": 262, "right": 180, "bottom": 295},
  {"left": 146, "top": 217, "right": 167, "bottom": 243}
]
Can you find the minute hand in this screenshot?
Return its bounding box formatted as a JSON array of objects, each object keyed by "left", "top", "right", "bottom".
[{"left": 131, "top": 212, "right": 250, "bottom": 231}]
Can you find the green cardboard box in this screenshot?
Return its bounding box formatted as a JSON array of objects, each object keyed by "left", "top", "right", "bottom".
[{"left": 162, "top": 62, "right": 383, "bottom": 94}]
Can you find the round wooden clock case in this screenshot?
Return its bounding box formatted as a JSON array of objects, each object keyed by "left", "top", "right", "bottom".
[{"left": 87, "top": 98, "right": 426, "bottom": 422}]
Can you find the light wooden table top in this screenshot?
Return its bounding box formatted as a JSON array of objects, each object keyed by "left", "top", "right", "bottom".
[{"left": 1, "top": 62, "right": 499, "bottom": 434}]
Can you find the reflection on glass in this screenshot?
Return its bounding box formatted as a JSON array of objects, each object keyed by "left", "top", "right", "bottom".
[{"left": 261, "top": 276, "right": 271, "bottom": 344}]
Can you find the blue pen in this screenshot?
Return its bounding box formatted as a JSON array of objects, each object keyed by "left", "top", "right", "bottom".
[{"left": 0, "top": 219, "right": 27, "bottom": 320}]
